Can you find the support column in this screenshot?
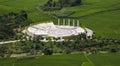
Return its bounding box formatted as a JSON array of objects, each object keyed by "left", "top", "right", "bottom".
[
  {"left": 58, "top": 19, "right": 60, "bottom": 26},
  {"left": 73, "top": 19, "right": 75, "bottom": 26},
  {"left": 68, "top": 19, "right": 70, "bottom": 26},
  {"left": 77, "top": 20, "right": 79, "bottom": 26},
  {"left": 63, "top": 19, "right": 65, "bottom": 25}
]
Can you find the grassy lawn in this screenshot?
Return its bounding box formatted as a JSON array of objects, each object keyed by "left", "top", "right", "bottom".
[
  {"left": 59, "top": 0, "right": 120, "bottom": 39},
  {"left": 0, "top": 0, "right": 53, "bottom": 22},
  {"left": 0, "top": 53, "right": 120, "bottom": 66},
  {"left": 81, "top": 10, "right": 120, "bottom": 39},
  {"left": 88, "top": 53, "right": 120, "bottom": 66},
  {"left": 61, "top": 0, "right": 120, "bottom": 17}
]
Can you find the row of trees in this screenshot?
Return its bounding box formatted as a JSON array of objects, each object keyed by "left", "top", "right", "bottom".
[
  {"left": 41, "top": 0, "right": 82, "bottom": 11},
  {"left": 0, "top": 33, "right": 120, "bottom": 57},
  {"left": 0, "top": 10, "right": 32, "bottom": 40}
]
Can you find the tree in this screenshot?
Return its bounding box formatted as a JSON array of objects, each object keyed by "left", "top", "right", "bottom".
[
  {"left": 53, "top": 1, "right": 56, "bottom": 7},
  {"left": 46, "top": 0, "right": 53, "bottom": 7},
  {"left": 0, "top": 22, "right": 14, "bottom": 39},
  {"left": 20, "top": 10, "right": 28, "bottom": 20},
  {"left": 41, "top": 0, "right": 82, "bottom": 11},
  {"left": 74, "top": 0, "right": 82, "bottom": 6},
  {"left": 43, "top": 48, "right": 53, "bottom": 55},
  {"left": 0, "top": 11, "right": 31, "bottom": 40},
  {"left": 110, "top": 48, "right": 118, "bottom": 53},
  {"left": 0, "top": 45, "right": 8, "bottom": 57},
  {"left": 58, "top": 0, "right": 70, "bottom": 7}
]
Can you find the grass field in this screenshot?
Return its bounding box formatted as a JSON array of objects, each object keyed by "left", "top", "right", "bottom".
[
  {"left": 81, "top": 10, "right": 120, "bottom": 39},
  {"left": 0, "top": 0, "right": 53, "bottom": 22},
  {"left": 60, "top": 0, "right": 120, "bottom": 39},
  {"left": 0, "top": 53, "right": 120, "bottom": 66}
]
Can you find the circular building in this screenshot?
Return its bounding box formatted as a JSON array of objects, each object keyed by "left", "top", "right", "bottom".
[{"left": 25, "top": 22, "right": 93, "bottom": 39}]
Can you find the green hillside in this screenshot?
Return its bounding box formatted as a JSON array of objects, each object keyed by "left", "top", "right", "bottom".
[
  {"left": 62, "top": 0, "right": 120, "bottom": 17},
  {"left": 81, "top": 10, "right": 120, "bottom": 39},
  {"left": 0, "top": 0, "right": 53, "bottom": 22},
  {"left": 0, "top": 53, "right": 120, "bottom": 66},
  {"left": 57, "top": 0, "right": 120, "bottom": 39}
]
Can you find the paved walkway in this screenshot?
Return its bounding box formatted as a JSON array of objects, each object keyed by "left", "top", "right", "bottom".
[{"left": 0, "top": 40, "right": 20, "bottom": 45}]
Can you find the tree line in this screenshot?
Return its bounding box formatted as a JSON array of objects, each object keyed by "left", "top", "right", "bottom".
[
  {"left": 0, "top": 10, "right": 32, "bottom": 40},
  {"left": 41, "top": 0, "right": 82, "bottom": 11},
  {"left": 0, "top": 33, "right": 120, "bottom": 58}
]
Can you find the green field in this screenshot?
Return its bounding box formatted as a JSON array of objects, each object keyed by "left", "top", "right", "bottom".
[
  {"left": 0, "top": 0, "right": 53, "bottom": 22},
  {"left": 0, "top": 53, "right": 120, "bottom": 66},
  {"left": 60, "top": 0, "right": 120, "bottom": 39},
  {"left": 81, "top": 10, "right": 120, "bottom": 39}
]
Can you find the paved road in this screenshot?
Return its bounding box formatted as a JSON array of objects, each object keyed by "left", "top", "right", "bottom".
[{"left": 0, "top": 39, "right": 64, "bottom": 45}]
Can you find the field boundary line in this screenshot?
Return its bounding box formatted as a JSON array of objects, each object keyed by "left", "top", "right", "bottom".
[{"left": 84, "top": 53, "right": 94, "bottom": 66}]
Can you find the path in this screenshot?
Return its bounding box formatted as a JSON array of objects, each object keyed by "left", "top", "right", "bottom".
[{"left": 0, "top": 40, "right": 20, "bottom": 45}]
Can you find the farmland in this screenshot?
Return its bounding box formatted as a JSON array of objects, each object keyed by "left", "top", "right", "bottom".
[{"left": 0, "top": 53, "right": 120, "bottom": 66}]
